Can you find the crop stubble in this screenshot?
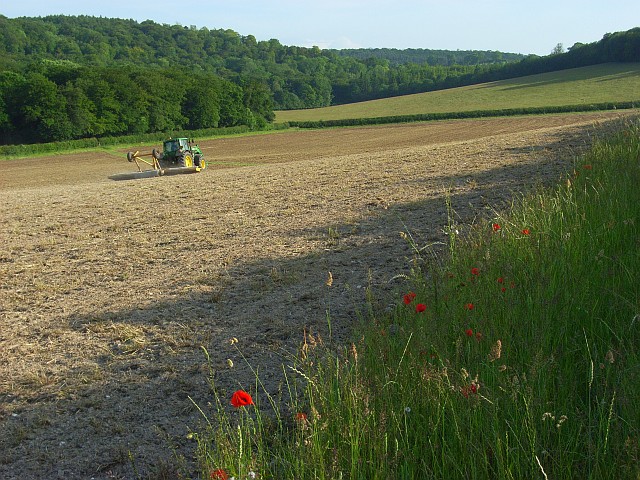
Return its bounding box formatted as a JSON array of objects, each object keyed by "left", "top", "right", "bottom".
[{"left": 0, "top": 112, "right": 635, "bottom": 478}]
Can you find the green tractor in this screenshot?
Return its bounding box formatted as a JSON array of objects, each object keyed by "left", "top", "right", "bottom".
[
  {"left": 117, "top": 137, "right": 207, "bottom": 180},
  {"left": 152, "top": 137, "right": 206, "bottom": 169}
]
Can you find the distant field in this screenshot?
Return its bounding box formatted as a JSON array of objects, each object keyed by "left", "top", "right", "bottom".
[{"left": 275, "top": 63, "right": 640, "bottom": 123}]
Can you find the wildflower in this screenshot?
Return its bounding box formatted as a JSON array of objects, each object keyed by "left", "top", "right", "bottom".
[
  {"left": 556, "top": 415, "right": 568, "bottom": 429},
  {"left": 404, "top": 406, "right": 411, "bottom": 414},
  {"left": 471, "top": 267, "right": 480, "bottom": 276},
  {"left": 465, "top": 303, "right": 474, "bottom": 310},
  {"left": 461, "top": 383, "right": 479, "bottom": 398},
  {"left": 415, "top": 303, "right": 427, "bottom": 313},
  {"left": 501, "top": 287, "right": 507, "bottom": 293},
  {"left": 475, "top": 331, "right": 483, "bottom": 341},
  {"left": 403, "top": 292, "right": 416, "bottom": 305},
  {"left": 488, "top": 339, "right": 502, "bottom": 362},
  {"left": 210, "top": 469, "right": 229, "bottom": 480},
  {"left": 497, "top": 277, "right": 504, "bottom": 284},
  {"left": 295, "top": 412, "right": 308, "bottom": 423},
  {"left": 231, "top": 390, "right": 254, "bottom": 408},
  {"left": 522, "top": 228, "right": 531, "bottom": 235},
  {"left": 465, "top": 328, "right": 473, "bottom": 337},
  {"left": 492, "top": 223, "right": 501, "bottom": 232},
  {"left": 583, "top": 164, "right": 592, "bottom": 170}
]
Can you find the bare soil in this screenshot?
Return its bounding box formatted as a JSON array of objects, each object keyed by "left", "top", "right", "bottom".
[{"left": 0, "top": 112, "right": 636, "bottom": 479}]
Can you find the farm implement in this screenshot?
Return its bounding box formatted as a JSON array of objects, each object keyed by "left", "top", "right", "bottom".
[{"left": 110, "top": 137, "right": 206, "bottom": 180}]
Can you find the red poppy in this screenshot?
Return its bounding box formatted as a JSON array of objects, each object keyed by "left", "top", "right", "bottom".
[
  {"left": 492, "top": 223, "right": 501, "bottom": 232},
  {"left": 470, "top": 383, "right": 478, "bottom": 394},
  {"left": 403, "top": 292, "right": 416, "bottom": 305},
  {"left": 210, "top": 469, "right": 229, "bottom": 480},
  {"left": 475, "top": 332, "right": 483, "bottom": 341},
  {"left": 231, "top": 390, "right": 254, "bottom": 408},
  {"left": 471, "top": 267, "right": 480, "bottom": 276},
  {"left": 583, "top": 164, "right": 592, "bottom": 170},
  {"left": 465, "top": 303, "right": 474, "bottom": 310},
  {"left": 522, "top": 228, "right": 530, "bottom": 235},
  {"left": 415, "top": 303, "right": 427, "bottom": 313},
  {"left": 497, "top": 277, "right": 504, "bottom": 284},
  {"left": 501, "top": 287, "right": 507, "bottom": 293},
  {"left": 465, "top": 328, "right": 473, "bottom": 337},
  {"left": 295, "top": 412, "right": 308, "bottom": 422}
]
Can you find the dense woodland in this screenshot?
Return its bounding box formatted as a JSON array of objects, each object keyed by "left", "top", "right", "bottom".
[{"left": 0, "top": 14, "right": 638, "bottom": 145}]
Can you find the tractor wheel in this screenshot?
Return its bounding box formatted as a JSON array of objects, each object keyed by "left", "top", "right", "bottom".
[
  {"left": 194, "top": 154, "right": 204, "bottom": 168},
  {"left": 127, "top": 152, "right": 134, "bottom": 162},
  {"left": 180, "top": 152, "right": 194, "bottom": 167},
  {"left": 199, "top": 159, "right": 206, "bottom": 169}
]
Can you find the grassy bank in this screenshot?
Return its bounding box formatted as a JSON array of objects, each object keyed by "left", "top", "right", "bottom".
[{"left": 189, "top": 118, "right": 640, "bottom": 479}]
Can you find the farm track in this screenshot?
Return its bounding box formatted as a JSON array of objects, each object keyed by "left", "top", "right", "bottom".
[{"left": 0, "top": 112, "right": 636, "bottom": 479}]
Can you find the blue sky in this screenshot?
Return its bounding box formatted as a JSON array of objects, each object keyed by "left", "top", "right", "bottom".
[{"left": 2, "top": 0, "right": 639, "bottom": 55}]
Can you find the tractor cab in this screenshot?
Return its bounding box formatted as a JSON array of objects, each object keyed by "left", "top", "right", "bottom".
[{"left": 163, "top": 138, "right": 190, "bottom": 157}]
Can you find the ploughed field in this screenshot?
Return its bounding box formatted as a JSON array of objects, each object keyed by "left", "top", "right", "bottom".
[{"left": 0, "top": 112, "right": 635, "bottom": 479}]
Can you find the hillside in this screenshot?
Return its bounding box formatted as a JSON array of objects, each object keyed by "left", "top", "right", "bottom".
[
  {"left": 0, "top": 15, "right": 638, "bottom": 145},
  {"left": 276, "top": 63, "right": 640, "bottom": 123}
]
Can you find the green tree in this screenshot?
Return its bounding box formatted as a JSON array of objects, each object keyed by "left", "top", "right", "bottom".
[{"left": 17, "top": 72, "right": 73, "bottom": 141}]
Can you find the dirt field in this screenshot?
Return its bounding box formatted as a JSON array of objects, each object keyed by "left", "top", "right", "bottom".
[{"left": 0, "top": 112, "right": 636, "bottom": 479}]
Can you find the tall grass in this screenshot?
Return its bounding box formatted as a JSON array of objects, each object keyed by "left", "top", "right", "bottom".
[{"left": 190, "top": 118, "right": 639, "bottom": 479}]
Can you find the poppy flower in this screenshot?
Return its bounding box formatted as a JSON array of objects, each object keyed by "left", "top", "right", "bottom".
[
  {"left": 415, "top": 303, "right": 427, "bottom": 313},
  {"left": 231, "top": 390, "right": 254, "bottom": 408},
  {"left": 465, "top": 328, "right": 473, "bottom": 337},
  {"left": 403, "top": 292, "right": 416, "bottom": 305},
  {"left": 497, "top": 277, "right": 504, "bottom": 284},
  {"left": 492, "top": 223, "right": 501, "bottom": 232},
  {"left": 470, "top": 383, "right": 478, "bottom": 394},
  {"left": 471, "top": 267, "right": 480, "bottom": 276},
  {"left": 295, "top": 412, "right": 308, "bottom": 423},
  {"left": 465, "top": 303, "right": 474, "bottom": 310},
  {"left": 210, "top": 469, "right": 229, "bottom": 480},
  {"left": 522, "top": 228, "right": 531, "bottom": 235}
]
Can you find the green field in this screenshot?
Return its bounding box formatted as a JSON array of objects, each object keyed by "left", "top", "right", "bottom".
[{"left": 276, "top": 63, "right": 640, "bottom": 123}]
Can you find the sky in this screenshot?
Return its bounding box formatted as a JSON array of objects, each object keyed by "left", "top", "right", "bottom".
[{"left": 2, "top": 0, "right": 639, "bottom": 56}]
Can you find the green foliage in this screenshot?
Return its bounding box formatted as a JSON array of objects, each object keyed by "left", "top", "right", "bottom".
[
  {"left": 1, "top": 15, "right": 638, "bottom": 118},
  {"left": 0, "top": 61, "right": 271, "bottom": 145},
  {"left": 333, "top": 47, "right": 525, "bottom": 66},
  {"left": 1, "top": 15, "right": 638, "bottom": 145},
  {"left": 192, "top": 119, "right": 640, "bottom": 478}
]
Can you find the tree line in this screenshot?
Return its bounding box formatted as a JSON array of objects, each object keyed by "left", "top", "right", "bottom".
[{"left": 0, "top": 14, "right": 638, "bottom": 145}]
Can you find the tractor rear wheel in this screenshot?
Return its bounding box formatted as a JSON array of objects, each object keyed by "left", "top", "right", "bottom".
[{"left": 180, "top": 153, "right": 194, "bottom": 167}]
